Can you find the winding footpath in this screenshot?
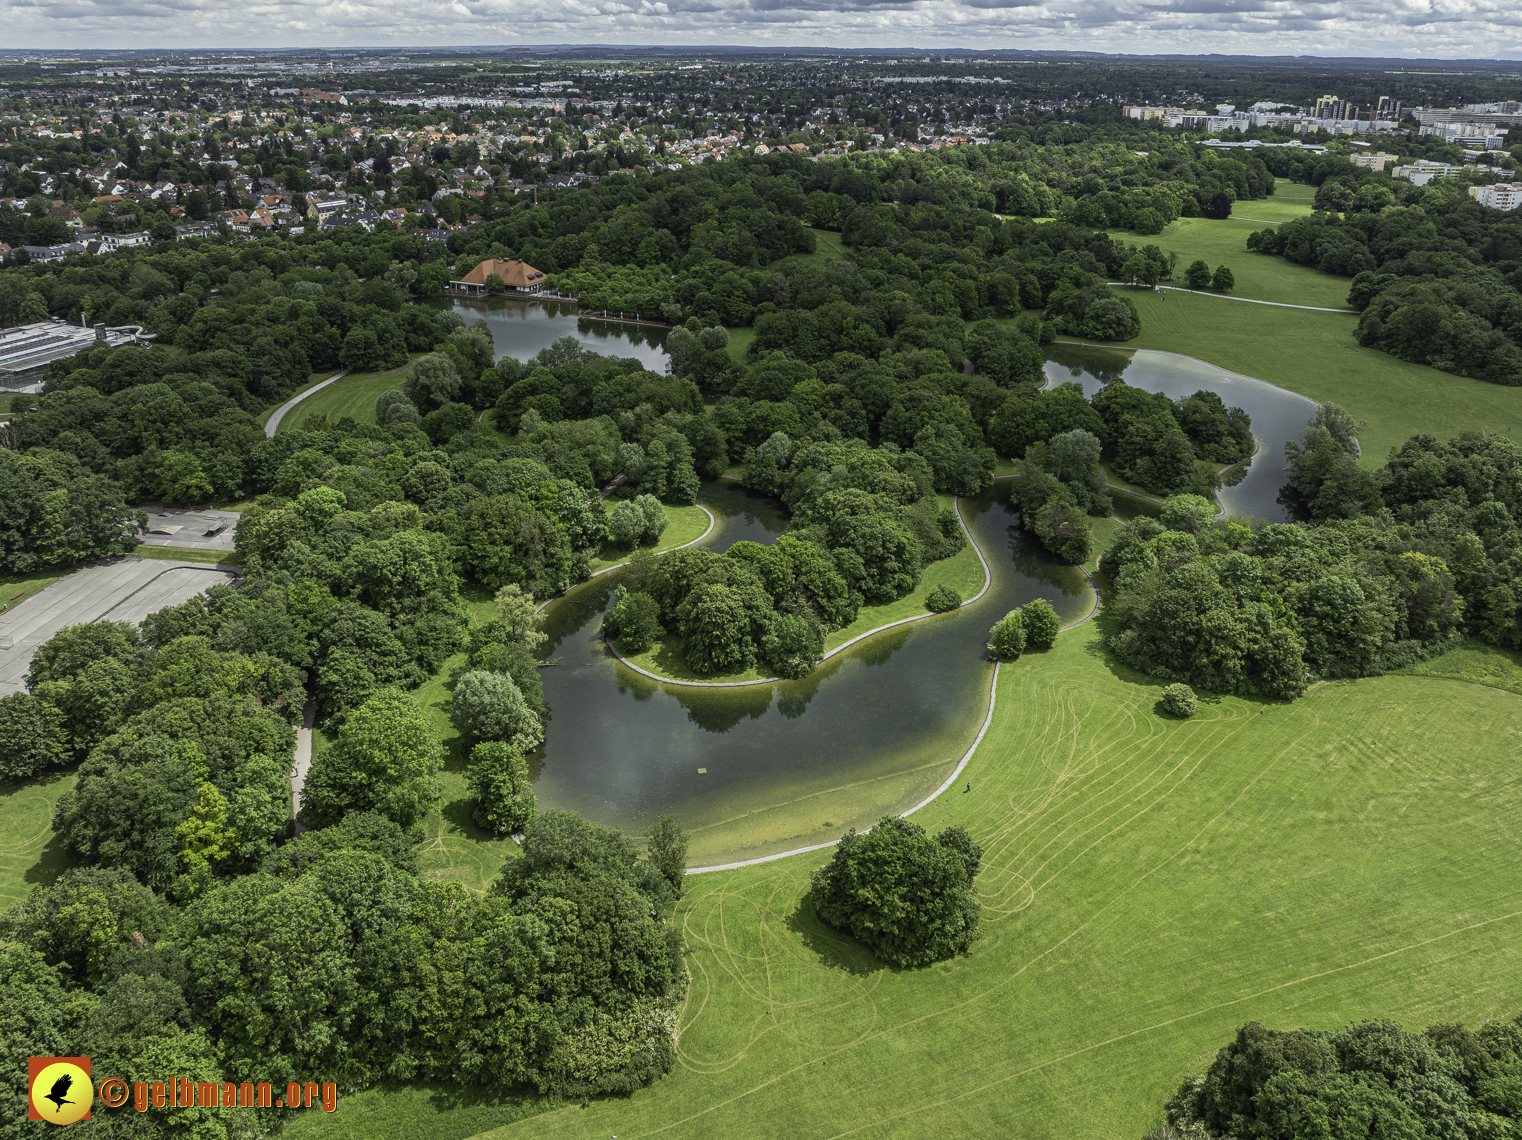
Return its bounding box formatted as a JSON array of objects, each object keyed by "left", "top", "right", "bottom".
[
  {"left": 264, "top": 370, "right": 348, "bottom": 438},
  {"left": 531, "top": 505, "right": 717, "bottom": 616}
]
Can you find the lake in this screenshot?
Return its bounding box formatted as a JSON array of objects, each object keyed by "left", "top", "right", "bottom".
[
  {"left": 530, "top": 481, "right": 1093, "bottom": 866},
  {"left": 433, "top": 295, "right": 670, "bottom": 371}
]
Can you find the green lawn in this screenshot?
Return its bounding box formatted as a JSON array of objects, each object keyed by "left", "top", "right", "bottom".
[
  {"left": 283, "top": 1085, "right": 552, "bottom": 1140},
  {"left": 258, "top": 370, "right": 344, "bottom": 428},
  {"left": 1059, "top": 290, "right": 1522, "bottom": 468},
  {"left": 620, "top": 497, "right": 992, "bottom": 684},
  {"left": 0, "top": 767, "right": 74, "bottom": 911},
  {"left": 726, "top": 325, "right": 756, "bottom": 366},
  {"left": 465, "top": 621, "right": 1522, "bottom": 1140},
  {"left": 274, "top": 358, "right": 421, "bottom": 435},
  {"left": 409, "top": 586, "right": 519, "bottom": 895},
  {"left": 586, "top": 503, "right": 713, "bottom": 575},
  {"left": 0, "top": 567, "right": 63, "bottom": 615},
  {"left": 1107, "top": 184, "right": 1351, "bottom": 310}
]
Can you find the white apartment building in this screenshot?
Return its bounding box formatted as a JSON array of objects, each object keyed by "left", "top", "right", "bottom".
[{"left": 1468, "top": 183, "right": 1522, "bottom": 211}]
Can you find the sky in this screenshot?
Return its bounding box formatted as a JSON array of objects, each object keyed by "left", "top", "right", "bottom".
[{"left": 4, "top": 0, "right": 1522, "bottom": 59}]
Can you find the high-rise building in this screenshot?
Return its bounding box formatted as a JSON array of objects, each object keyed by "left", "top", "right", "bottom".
[
  {"left": 1374, "top": 96, "right": 1401, "bottom": 121},
  {"left": 1315, "top": 95, "right": 1352, "bottom": 121}
]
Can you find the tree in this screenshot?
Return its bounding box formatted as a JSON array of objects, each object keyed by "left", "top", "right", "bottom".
[
  {"left": 1184, "top": 260, "right": 1213, "bottom": 289},
  {"left": 1160, "top": 494, "right": 1216, "bottom": 534},
  {"left": 1212, "top": 265, "right": 1236, "bottom": 293},
  {"left": 1021, "top": 598, "right": 1061, "bottom": 649},
  {"left": 451, "top": 669, "right": 542, "bottom": 750},
  {"left": 644, "top": 813, "right": 689, "bottom": 896},
  {"left": 677, "top": 582, "right": 755, "bottom": 674},
  {"left": 300, "top": 688, "right": 442, "bottom": 831},
  {"left": 402, "top": 352, "right": 463, "bottom": 410},
  {"left": 1162, "top": 683, "right": 1198, "bottom": 718},
  {"left": 760, "top": 611, "right": 823, "bottom": 678},
  {"left": 467, "top": 740, "right": 536, "bottom": 836},
  {"left": 0, "top": 692, "right": 68, "bottom": 779},
  {"left": 811, "top": 816, "right": 983, "bottom": 968},
  {"left": 375, "top": 388, "right": 420, "bottom": 425},
  {"left": 987, "top": 609, "right": 1026, "bottom": 660},
  {"left": 602, "top": 586, "right": 664, "bottom": 653}
]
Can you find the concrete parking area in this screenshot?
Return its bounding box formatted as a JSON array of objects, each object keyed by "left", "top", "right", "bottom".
[
  {"left": 136, "top": 507, "right": 240, "bottom": 552},
  {"left": 0, "top": 557, "right": 238, "bottom": 696}
]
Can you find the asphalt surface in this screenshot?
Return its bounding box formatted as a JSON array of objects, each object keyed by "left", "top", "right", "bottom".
[
  {"left": 0, "top": 558, "right": 238, "bottom": 696},
  {"left": 136, "top": 507, "right": 240, "bottom": 552}
]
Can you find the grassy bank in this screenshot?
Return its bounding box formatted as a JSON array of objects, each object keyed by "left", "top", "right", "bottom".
[
  {"left": 472, "top": 622, "right": 1522, "bottom": 1140},
  {"left": 273, "top": 358, "right": 421, "bottom": 435},
  {"left": 585, "top": 503, "right": 713, "bottom": 575},
  {"left": 0, "top": 568, "right": 64, "bottom": 614},
  {"left": 133, "top": 546, "right": 241, "bottom": 567}
]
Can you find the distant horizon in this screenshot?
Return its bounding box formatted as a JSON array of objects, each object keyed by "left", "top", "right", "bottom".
[{"left": 4, "top": 46, "right": 1522, "bottom": 63}]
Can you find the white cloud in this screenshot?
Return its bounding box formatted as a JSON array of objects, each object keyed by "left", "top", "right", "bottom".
[{"left": 4, "top": 0, "right": 1522, "bottom": 56}]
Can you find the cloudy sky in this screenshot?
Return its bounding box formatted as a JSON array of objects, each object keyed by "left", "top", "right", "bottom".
[{"left": 5, "top": 0, "right": 1522, "bottom": 59}]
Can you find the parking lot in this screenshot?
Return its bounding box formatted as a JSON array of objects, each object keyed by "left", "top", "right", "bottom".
[
  {"left": 136, "top": 507, "right": 240, "bottom": 552},
  {"left": 0, "top": 558, "right": 238, "bottom": 696}
]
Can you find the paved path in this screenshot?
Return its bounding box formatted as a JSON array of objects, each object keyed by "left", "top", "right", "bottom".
[
  {"left": 1109, "top": 283, "right": 1355, "bottom": 313},
  {"left": 290, "top": 698, "right": 318, "bottom": 833},
  {"left": 264, "top": 370, "right": 348, "bottom": 438},
  {"left": 0, "top": 559, "right": 238, "bottom": 696}
]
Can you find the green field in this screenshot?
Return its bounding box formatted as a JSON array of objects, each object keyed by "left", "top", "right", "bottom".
[
  {"left": 0, "top": 567, "right": 63, "bottom": 615},
  {"left": 1057, "top": 290, "right": 1522, "bottom": 468},
  {"left": 0, "top": 768, "right": 74, "bottom": 910},
  {"left": 274, "top": 359, "right": 420, "bottom": 435},
  {"left": 1108, "top": 183, "right": 1352, "bottom": 310},
  {"left": 468, "top": 621, "right": 1522, "bottom": 1140}
]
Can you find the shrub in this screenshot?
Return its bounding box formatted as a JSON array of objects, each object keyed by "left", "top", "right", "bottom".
[
  {"left": 925, "top": 585, "right": 963, "bottom": 613},
  {"left": 987, "top": 609, "right": 1026, "bottom": 660},
  {"left": 1021, "top": 598, "right": 1061, "bottom": 649},
  {"left": 1161, "top": 683, "right": 1197, "bottom": 718},
  {"left": 467, "top": 741, "right": 536, "bottom": 836},
  {"left": 811, "top": 816, "right": 984, "bottom": 968}
]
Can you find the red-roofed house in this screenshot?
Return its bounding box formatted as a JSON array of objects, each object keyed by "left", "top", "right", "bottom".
[{"left": 451, "top": 258, "right": 547, "bottom": 296}]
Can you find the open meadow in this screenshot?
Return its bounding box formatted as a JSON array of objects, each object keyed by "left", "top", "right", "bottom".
[
  {"left": 274, "top": 359, "right": 417, "bottom": 433},
  {"left": 463, "top": 619, "right": 1522, "bottom": 1140},
  {"left": 1107, "top": 183, "right": 1351, "bottom": 309}
]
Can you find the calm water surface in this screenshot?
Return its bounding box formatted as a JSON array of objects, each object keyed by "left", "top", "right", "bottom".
[
  {"left": 531, "top": 482, "right": 1092, "bottom": 864},
  {"left": 1044, "top": 343, "right": 1320, "bottom": 522},
  {"left": 431, "top": 295, "right": 670, "bottom": 371}
]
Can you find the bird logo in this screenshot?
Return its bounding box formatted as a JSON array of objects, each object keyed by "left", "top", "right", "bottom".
[
  {"left": 44, "top": 1074, "right": 75, "bottom": 1114},
  {"left": 27, "top": 1058, "right": 92, "bottom": 1126}
]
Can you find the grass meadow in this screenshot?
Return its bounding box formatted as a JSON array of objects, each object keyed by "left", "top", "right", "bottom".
[
  {"left": 462, "top": 619, "right": 1522, "bottom": 1140},
  {"left": 273, "top": 358, "right": 420, "bottom": 434},
  {"left": 1106, "top": 183, "right": 1352, "bottom": 310}
]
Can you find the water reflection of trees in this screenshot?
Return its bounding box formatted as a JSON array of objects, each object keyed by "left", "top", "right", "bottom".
[{"left": 1045, "top": 343, "right": 1134, "bottom": 386}]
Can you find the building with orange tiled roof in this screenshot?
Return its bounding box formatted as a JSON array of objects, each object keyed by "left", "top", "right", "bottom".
[{"left": 451, "top": 258, "right": 547, "bottom": 296}]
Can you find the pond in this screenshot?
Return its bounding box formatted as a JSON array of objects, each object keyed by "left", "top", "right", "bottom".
[
  {"left": 530, "top": 480, "right": 1094, "bottom": 866},
  {"left": 430, "top": 295, "right": 670, "bottom": 371},
  {"left": 1043, "top": 343, "right": 1322, "bottom": 523}
]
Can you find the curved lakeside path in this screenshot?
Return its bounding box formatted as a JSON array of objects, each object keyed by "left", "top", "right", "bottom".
[
  {"left": 531, "top": 504, "right": 717, "bottom": 616},
  {"left": 264, "top": 370, "right": 348, "bottom": 438},
  {"left": 605, "top": 493, "right": 999, "bottom": 689}
]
